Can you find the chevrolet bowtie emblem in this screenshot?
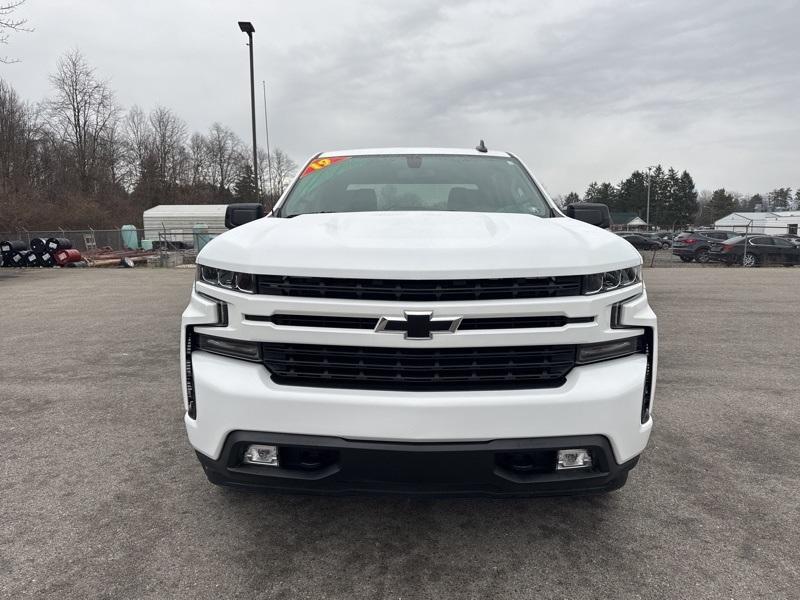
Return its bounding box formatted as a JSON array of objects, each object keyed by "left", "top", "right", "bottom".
[{"left": 375, "top": 311, "right": 463, "bottom": 340}]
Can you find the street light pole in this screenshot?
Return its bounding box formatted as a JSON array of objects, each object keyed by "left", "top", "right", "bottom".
[
  {"left": 645, "top": 165, "right": 657, "bottom": 230},
  {"left": 238, "top": 21, "right": 258, "bottom": 201},
  {"left": 262, "top": 80, "right": 272, "bottom": 200}
]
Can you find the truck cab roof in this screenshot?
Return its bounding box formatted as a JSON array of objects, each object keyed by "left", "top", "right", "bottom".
[{"left": 318, "top": 147, "right": 512, "bottom": 158}]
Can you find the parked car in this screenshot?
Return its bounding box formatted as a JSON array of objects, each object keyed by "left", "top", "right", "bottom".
[
  {"left": 709, "top": 235, "right": 800, "bottom": 267},
  {"left": 672, "top": 230, "right": 741, "bottom": 263},
  {"left": 617, "top": 232, "right": 671, "bottom": 249},
  {"left": 618, "top": 232, "right": 663, "bottom": 250},
  {"left": 775, "top": 234, "right": 800, "bottom": 246},
  {"left": 182, "top": 147, "right": 657, "bottom": 496}
]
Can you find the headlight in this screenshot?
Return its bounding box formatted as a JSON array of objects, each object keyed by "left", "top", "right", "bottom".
[
  {"left": 583, "top": 265, "right": 640, "bottom": 295},
  {"left": 196, "top": 265, "right": 256, "bottom": 293}
]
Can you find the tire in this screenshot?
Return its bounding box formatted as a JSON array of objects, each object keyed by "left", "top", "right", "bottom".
[
  {"left": 742, "top": 253, "right": 758, "bottom": 268},
  {"left": 695, "top": 249, "right": 710, "bottom": 263},
  {"left": 679, "top": 256, "right": 693, "bottom": 263},
  {"left": 661, "top": 242, "right": 671, "bottom": 249}
]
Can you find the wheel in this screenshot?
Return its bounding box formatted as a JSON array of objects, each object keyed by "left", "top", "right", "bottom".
[
  {"left": 679, "top": 256, "right": 693, "bottom": 263},
  {"left": 661, "top": 242, "right": 671, "bottom": 249},
  {"left": 695, "top": 249, "right": 710, "bottom": 263},
  {"left": 742, "top": 253, "right": 758, "bottom": 267}
]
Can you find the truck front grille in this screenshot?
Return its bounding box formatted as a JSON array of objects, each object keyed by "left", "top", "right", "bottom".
[
  {"left": 256, "top": 275, "right": 583, "bottom": 301},
  {"left": 246, "top": 313, "right": 593, "bottom": 330},
  {"left": 261, "top": 342, "right": 576, "bottom": 391}
]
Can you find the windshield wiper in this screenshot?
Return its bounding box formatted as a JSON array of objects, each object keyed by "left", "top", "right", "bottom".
[{"left": 284, "top": 211, "right": 337, "bottom": 219}]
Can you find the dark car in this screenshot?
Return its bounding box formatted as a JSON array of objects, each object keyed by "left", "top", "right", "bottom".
[
  {"left": 654, "top": 231, "right": 677, "bottom": 244},
  {"left": 776, "top": 234, "right": 800, "bottom": 246},
  {"left": 709, "top": 235, "right": 800, "bottom": 267},
  {"left": 671, "top": 230, "right": 741, "bottom": 263},
  {"left": 618, "top": 233, "right": 662, "bottom": 250},
  {"left": 618, "top": 231, "right": 672, "bottom": 249}
]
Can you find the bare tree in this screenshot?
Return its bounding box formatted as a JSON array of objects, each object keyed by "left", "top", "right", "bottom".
[
  {"left": 0, "top": 72, "right": 303, "bottom": 228},
  {"left": 187, "top": 132, "right": 210, "bottom": 187},
  {"left": 206, "top": 122, "right": 242, "bottom": 191},
  {"left": 149, "top": 105, "right": 187, "bottom": 189},
  {"left": 0, "top": 78, "right": 39, "bottom": 227},
  {"left": 47, "top": 49, "right": 120, "bottom": 193},
  {"left": 269, "top": 148, "right": 298, "bottom": 197},
  {"left": 0, "top": 1, "right": 29, "bottom": 63},
  {"left": 101, "top": 118, "right": 124, "bottom": 187},
  {"left": 122, "top": 104, "right": 152, "bottom": 188}
]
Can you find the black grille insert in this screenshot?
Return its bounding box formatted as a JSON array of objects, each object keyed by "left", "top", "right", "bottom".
[
  {"left": 246, "top": 314, "right": 593, "bottom": 330},
  {"left": 256, "top": 275, "right": 583, "bottom": 301},
  {"left": 261, "top": 342, "right": 577, "bottom": 391}
]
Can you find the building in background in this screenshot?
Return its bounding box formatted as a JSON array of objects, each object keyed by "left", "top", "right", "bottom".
[
  {"left": 610, "top": 212, "right": 648, "bottom": 231},
  {"left": 143, "top": 205, "right": 229, "bottom": 247},
  {"left": 714, "top": 211, "right": 800, "bottom": 235}
]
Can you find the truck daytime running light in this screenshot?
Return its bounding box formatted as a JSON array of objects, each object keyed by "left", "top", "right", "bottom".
[
  {"left": 194, "top": 334, "right": 262, "bottom": 362},
  {"left": 576, "top": 336, "right": 644, "bottom": 365},
  {"left": 583, "top": 266, "right": 641, "bottom": 295},
  {"left": 197, "top": 265, "right": 256, "bottom": 294}
]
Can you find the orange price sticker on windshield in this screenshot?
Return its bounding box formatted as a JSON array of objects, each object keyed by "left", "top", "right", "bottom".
[{"left": 301, "top": 156, "right": 349, "bottom": 177}]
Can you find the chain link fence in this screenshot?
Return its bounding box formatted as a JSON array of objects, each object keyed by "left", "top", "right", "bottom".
[{"left": 0, "top": 227, "right": 228, "bottom": 253}]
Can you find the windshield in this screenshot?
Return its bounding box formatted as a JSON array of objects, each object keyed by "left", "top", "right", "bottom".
[{"left": 278, "top": 154, "right": 553, "bottom": 218}]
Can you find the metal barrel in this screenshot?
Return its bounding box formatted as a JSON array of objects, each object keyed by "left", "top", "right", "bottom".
[
  {"left": 29, "top": 238, "right": 48, "bottom": 252},
  {"left": 54, "top": 248, "right": 82, "bottom": 266},
  {"left": 8, "top": 250, "right": 30, "bottom": 267},
  {"left": 39, "top": 251, "right": 56, "bottom": 267},
  {"left": 0, "top": 240, "right": 26, "bottom": 253},
  {"left": 46, "top": 237, "right": 73, "bottom": 251}
]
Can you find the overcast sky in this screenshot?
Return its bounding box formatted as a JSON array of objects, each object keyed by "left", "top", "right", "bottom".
[{"left": 4, "top": 0, "right": 799, "bottom": 196}]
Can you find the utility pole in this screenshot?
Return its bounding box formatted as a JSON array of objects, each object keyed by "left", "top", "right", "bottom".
[
  {"left": 262, "top": 80, "right": 272, "bottom": 201},
  {"left": 238, "top": 21, "right": 258, "bottom": 201},
  {"left": 645, "top": 165, "right": 657, "bottom": 230}
]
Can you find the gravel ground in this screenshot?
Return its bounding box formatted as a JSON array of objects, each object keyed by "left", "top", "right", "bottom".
[{"left": 1, "top": 267, "right": 798, "bottom": 600}]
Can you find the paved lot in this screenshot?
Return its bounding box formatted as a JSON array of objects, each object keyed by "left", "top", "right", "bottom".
[{"left": 1, "top": 267, "right": 798, "bottom": 600}]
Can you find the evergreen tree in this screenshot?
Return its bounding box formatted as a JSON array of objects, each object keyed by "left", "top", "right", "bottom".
[
  {"left": 616, "top": 170, "right": 647, "bottom": 215},
  {"left": 768, "top": 187, "right": 792, "bottom": 210},
  {"left": 594, "top": 182, "right": 618, "bottom": 207},
  {"left": 747, "top": 193, "right": 764, "bottom": 211},
  {"left": 234, "top": 162, "right": 258, "bottom": 203},
  {"left": 584, "top": 182, "right": 600, "bottom": 202},
  {"left": 706, "top": 188, "right": 736, "bottom": 223},
  {"left": 675, "top": 171, "right": 698, "bottom": 228},
  {"left": 563, "top": 191, "right": 581, "bottom": 205}
]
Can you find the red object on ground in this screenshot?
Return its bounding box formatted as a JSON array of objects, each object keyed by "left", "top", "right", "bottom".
[{"left": 55, "top": 248, "right": 82, "bottom": 266}]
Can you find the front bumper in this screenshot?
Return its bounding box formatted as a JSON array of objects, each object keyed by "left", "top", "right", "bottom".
[
  {"left": 186, "top": 351, "right": 653, "bottom": 464},
  {"left": 709, "top": 252, "right": 736, "bottom": 263},
  {"left": 182, "top": 281, "right": 657, "bottom": 494},
  {"left": 197, "top": 431, "right": 639, "bottom": 497}
]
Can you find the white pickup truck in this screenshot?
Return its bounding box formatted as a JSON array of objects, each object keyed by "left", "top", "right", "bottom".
[{"left": 182, "top": 147, "right": 657, "bottom": 496}]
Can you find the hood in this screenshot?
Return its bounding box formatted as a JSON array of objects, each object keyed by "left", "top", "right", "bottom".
[{"left": 197, "top": 211, "right": 641, "bottom": 278}]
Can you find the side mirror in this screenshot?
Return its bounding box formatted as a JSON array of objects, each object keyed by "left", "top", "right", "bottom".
[
  {"left": 565, "top": 203, "right": 611, "bottom": 228},
  {"left": 225, "top": 203, "right": 264, "bottom": 229}
]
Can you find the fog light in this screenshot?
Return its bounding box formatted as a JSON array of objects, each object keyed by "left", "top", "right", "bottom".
[
  {"left": 243, "top": 444, "right": 279, "bottom": 466},
  {"left": 556, "top": 449, "right": 592, "bottom": 470}
]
